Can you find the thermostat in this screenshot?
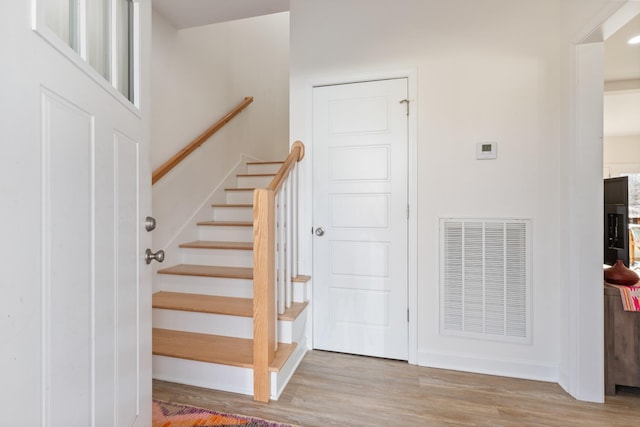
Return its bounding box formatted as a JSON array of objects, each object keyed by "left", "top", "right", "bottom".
[{"left": 476, "top": 142, "right": 497, "bottom": 160}]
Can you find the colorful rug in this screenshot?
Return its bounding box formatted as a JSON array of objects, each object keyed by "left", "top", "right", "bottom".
[{"left": 153, "top": 399, "right": 295, "bottom": 427}]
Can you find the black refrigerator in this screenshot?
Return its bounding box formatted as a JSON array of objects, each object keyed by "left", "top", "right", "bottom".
[{"left": 604, "top": 176, "right": 629, "bottom": 267}]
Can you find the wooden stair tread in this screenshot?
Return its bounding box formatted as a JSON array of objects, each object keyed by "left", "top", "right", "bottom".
[
  {"left": 153, "top": 292, "right": 252, "bottom": 317},
  {"left": 179, "top": 241, "right": 253, "bottom": 250},
  {"left": 197, "top": 220, "right": 252, "bottom": 227},
  {"left": 279, "top": 302, "right": 309, "bottom": 321},
  {"left": 225, "top": 188, "right": 254, "bottom": 192},
  {"left": 153, "top": 292, "right": 308, "bottom": 322},
  {"left": 246, "top": 161, "right": 284, "bottom": 165},
  {"left": 152, "top": 328, "right": 295, "bottom": 372},
  {"left": 211, "top": 203, "right": 253, "bottom": 208},
  {"left": 236, "top": 173, "right": 276, "bottom": 177},
  {"left": 292, "top": 275, "right": 312, "bottom": 283},
  {"left": 158, "top": 264, "right": 253, "bottom": 279}
]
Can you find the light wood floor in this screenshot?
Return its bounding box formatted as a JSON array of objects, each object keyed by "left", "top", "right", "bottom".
[{"left": 153, "top": 350, "right": 640, "bottom": 427}]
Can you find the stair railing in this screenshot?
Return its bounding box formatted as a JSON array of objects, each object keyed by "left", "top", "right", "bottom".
[
  {"left": 151, "top": 96, "right": 254, "bottom": 185},
  {"left": 252, "top": 141, "right": 305, "bottom": 402}
]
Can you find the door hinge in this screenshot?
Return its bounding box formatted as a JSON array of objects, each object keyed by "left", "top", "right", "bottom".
[
  {"left": 407, "top": 205, "right": 410, "bottom": 220},
  {"left": 407, "top": 308, "right": 410, "bottom": 322},
  {"left": 400, "top": 99, "right": 410, "bottom": 116}
]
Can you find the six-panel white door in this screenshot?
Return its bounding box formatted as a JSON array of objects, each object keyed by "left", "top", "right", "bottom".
[
  {"left": 0, "top": 1, "right": 151, "bottom": 425},
  {"left": 312, "top": 79, "right": 409, "bottom": 360}
]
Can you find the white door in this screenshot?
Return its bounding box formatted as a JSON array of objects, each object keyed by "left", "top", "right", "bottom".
[
  {"left": 0, "top": 1, "right": 151, "bottom": 425},
  {"left": 312, "top": 79, "right": 409, "bottom": 360}
]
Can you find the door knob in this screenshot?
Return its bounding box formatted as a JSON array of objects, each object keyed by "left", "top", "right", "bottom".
[
  {"left": 315, "top": 227, "right": 325, "bottom": 237},
  {"left": 145, "top": 248, "right": 165, "bottom": 264},
  {"left": 145, "top": 216, "right": 157, "bottom": 232}
]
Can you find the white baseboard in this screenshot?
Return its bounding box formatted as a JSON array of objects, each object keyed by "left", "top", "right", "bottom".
[
  {"left": 418, "top": 350, "right": 559, "bottom": 383},
  {"left": 557, "top": 366, "right": 569, "bottom": 394}
]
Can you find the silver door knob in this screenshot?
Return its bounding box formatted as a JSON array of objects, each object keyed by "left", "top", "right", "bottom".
[
  {"left": 315, "top": 227, "right": 325, "bottom": 236},
  {"left": 145, "top": 216, "right": 157, "bottom": 232},
  {"left": 145, "top": 248, "right": 165, "bottom": 264}
]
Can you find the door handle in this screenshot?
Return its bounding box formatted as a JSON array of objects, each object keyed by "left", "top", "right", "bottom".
[
  {"left": 145, "top": 216, "right": 157, "bottom": 232},
  {"left": 315, "top": 227, "right": 325, "bottom": 237},
  {"left": 145, "top": 248, "right": 165, "bottom": 264}
]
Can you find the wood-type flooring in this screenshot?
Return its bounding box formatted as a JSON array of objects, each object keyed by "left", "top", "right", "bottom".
[{"left": 153, "top": 350, "right": 640, "bottom": 427}]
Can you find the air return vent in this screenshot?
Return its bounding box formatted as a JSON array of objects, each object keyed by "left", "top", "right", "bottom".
[{"left": 440, "top": 218, "right": 531, "bottom": 343}]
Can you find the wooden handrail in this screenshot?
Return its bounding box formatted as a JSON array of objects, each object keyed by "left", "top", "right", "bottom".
[
  {"left": 268, "top": 141, "right": 305, "bottom": 193},
  {"left": 151, "top": 96, "right": 254, "bottom": 184},
  {"left": 252, "top": 141, "right": 305, "bottom": 403}
]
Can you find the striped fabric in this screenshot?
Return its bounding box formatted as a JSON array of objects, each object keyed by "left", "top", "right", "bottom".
[{"left": 606, "top": 283, "right": 640, "bottom": 311}]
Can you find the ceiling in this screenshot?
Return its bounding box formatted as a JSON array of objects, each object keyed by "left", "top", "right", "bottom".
[
  {"left": 151, "top": 1, "right": 639, "bottom": 137},
  {"left": 604, "top": 13, "right": 640, "bottom": 82},
  {"left": 152, "top": 0, "right": 290, "bottom": 29}
]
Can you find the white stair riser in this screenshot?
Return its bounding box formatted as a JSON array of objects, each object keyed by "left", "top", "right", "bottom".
[
  {"left": 153, "top": 309, "right": 253, "bottom": 339},
  {"left": 212, "top": 206, "right": 253, "bottom": 222},
  {"left": 247, "top": 163, "right": 282, "bottom": 174},
  {"left": 278, "top": 307, "right": 308, "bottom": 344},
  {"left": 226, "top": 191, "right": 254, "bottom": 204},
  {"left": 152, "top": 354, "right": 296, "bottom": 400},
  {"left": 292, "top": 281, "right": 308, "bottom": 303},
  {"left": 153, "top": 356, "right": 253, "bottom": 396},
  {"left": 198, "top": 225, "right": 253, "bottom": 241},
  {"left": 237, "top": 175, "right": 274, "bottom": 188},
  {"left": 180, "top": 248, "right": 253, "bottom": 268},
  {"left": 154, "top": 275, "right": 254, "bottom": 298},
  {"left": 156, "top": 274, "right": 304, "bottom": 302},
  {"left": 153, "top": 351, "right": 303, "bottom": 401},
  {"left": 153, "top": 308, "right": 302, "bottom": 343}
]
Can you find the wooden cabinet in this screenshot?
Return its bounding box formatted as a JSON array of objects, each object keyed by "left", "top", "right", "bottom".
[{"left": 604, "top": 284, "right": 640, "bottom": 395}]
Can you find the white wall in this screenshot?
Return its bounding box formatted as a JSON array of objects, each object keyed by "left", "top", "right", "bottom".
[
  {"left": 290, "top": 0, "right": 626, "bottom": 395},
  {"left": 604, "top": 135, "right": 640, "bottom": 177},
  {"left": 151, "top": 11, "right": 290, "bottom": 248}
]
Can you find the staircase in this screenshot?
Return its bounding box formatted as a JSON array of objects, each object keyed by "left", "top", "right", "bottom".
[{"left": 151, "top": 159, "right": 310, "bottom": 401}]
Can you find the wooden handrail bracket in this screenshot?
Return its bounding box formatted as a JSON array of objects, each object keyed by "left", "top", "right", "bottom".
[{"left": 152, "top": 96, "right": 254, "bottom": 184}]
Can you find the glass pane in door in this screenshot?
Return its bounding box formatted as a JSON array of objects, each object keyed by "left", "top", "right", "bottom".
[
  {"left": 44, "top": 0, "right": 77, "bottom": 50},
  {"left": 87, "top": 0, "right": 110, "bottom": 79},
  {"left": 116, "top": 0, "right": 133, "bottom": 101}
]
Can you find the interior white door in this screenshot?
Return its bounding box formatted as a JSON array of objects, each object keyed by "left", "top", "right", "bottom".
[
  {"left": 312, "top": 78, "right": 409, "bottom": 360},
  {"left": 0, "top": 2, "right": 151, "bottom": 425}
]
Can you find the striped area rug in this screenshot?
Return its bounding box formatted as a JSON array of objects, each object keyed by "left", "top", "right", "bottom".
[{"left": 153, "top": 399, "right": 295, "bottom": 427}]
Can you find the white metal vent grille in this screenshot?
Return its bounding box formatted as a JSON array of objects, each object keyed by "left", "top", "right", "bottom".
[{"left": 440, "top": 218, "right": 531, "bottom": 343}]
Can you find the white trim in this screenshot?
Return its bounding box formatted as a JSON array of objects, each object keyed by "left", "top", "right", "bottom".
[
  {"left": 110, "top": 0, "right": 119, "bottom": 93},
  {"left": 407, "top": 69, "right": 419, "bottom": 365},
  {"left": 582, "top": 1, "right": 640, "bottom": 43},
  {"left": 270, "top": 340, "right": 308, "bottom": 400},
  {"left": 418, "top": 350, "right": 559, "bottom": 383},
  {"left": 304, "top": 68, "right": 419, "bottom": 364},
  {"left": 566, "top": 0, "right": 639, "bottom": 403},
  {"left": 568, "top": 39, "right": 605, "bottom": 406}
]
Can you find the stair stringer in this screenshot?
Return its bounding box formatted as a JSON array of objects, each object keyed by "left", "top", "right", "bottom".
[
  {"left": 271, "top": 338, "right": 308, "bottom": 400},
  {"left": 152, "top": 153, "right": 260, "bottom": 292}
]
